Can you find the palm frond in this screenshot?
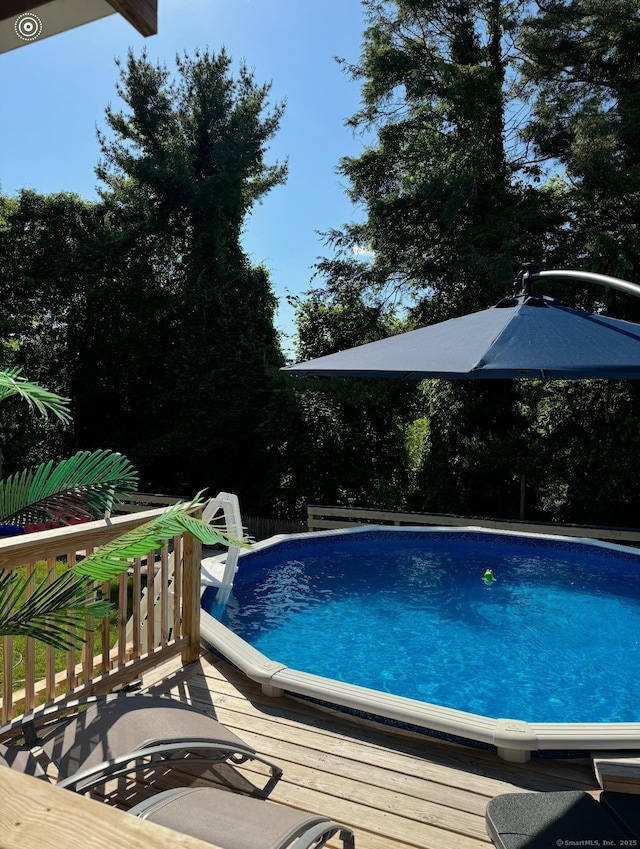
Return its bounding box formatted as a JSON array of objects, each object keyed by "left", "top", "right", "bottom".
[
  {"left": 0, "top": 367, "right": 71, "bottom": 424},
  {"left": 0, "top": 570, "right": 111, "bottom": 651},
  {"left": 72, "top": 498, "right": 251, "bottom": 581},
  {"left": 0, "top": 449, "right": 139, "bottom": 526}
]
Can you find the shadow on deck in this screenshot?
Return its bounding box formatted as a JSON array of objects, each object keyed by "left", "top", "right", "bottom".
[{"left": 127, "top": 651, "right": 599, "bottom": 849}]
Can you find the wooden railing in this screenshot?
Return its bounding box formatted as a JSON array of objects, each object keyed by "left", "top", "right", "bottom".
[
  {"left": 0, "top": 768, "right": 217, "bottom": 849},
  {"left": 0, "top": 508, "right": 202, "bottom": 723},
  {"left": 307, "top": 504, "right": 640, "bottom": 544}
]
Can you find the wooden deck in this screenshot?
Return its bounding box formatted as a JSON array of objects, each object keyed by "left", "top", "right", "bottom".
[{"left": 133, "top": 650, "right": 599, "bottom": 849}]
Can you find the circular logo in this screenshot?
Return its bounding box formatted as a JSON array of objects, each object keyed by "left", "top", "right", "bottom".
[{"left": 14, "top": 13, "right": 43, "bottom": 42}]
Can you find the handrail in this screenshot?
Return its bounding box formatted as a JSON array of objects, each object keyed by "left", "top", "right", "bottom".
[{"left": 121, "top": 492, "right": 244, "bottom": 648}]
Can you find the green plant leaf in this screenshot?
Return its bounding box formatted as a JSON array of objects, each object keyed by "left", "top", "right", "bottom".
[
  {"left": 0, "top": 449, "right": 139, "bottom": 526},
  {"left": 72, "top": 498, "right": 251, "bottom": 581},
  {"left": 0, "top": 367, "right": 71, "bottom": 424},
  {"left": 0, "top": 570, "right": 111, "bottom": 651}
]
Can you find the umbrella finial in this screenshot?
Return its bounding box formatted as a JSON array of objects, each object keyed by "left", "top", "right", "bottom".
[{"left": 520, "top": 261, "right": 546, "bottom": 295}]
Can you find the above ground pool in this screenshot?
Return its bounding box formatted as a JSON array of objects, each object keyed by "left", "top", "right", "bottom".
[{"left": 200, "top": 526, "right": 640, "bottom": 760}]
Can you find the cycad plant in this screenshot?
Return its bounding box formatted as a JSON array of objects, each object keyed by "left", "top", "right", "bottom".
[
  {"left": 0, "top": 449, "right": 138, "bottom": 529},
  {"left": 0, "top": 368, "right": 138, "bottom": 529},
  {"left": 0, "top": 369, "right": 247, "bottom": 649},
  {"left": 0, "top": 367, "right": 72, "bottom": 424},
  {"left": 0, "top": 495, "right": 246, "bottom": 649}
]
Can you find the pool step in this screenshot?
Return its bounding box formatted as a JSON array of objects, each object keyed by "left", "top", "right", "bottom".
[{"left": 593, "top": 753, "right": 640, "bottom": 793}]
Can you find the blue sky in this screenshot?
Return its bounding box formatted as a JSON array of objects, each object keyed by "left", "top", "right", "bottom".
[{"left": 0, "top": 0, "right": 369, "bottom": 354}]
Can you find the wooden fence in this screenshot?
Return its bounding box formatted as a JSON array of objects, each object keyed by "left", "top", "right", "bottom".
[
  {"left": 243, "top": 515, "right": 307, "bottom": 541},
  {"left": 114, "top": 495, "right": 307, "bottom": 541},
  {"left": 0, "top": 508, "right": 202, "bottom": 724},
  {"left": 307, "top": 504, "right": 640, "bottom": 544},
  {"left": 110, "top": 492, "right": 183, "bottom": 514}
]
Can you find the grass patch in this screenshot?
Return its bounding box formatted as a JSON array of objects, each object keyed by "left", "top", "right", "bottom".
[{"left": 1, "top": 560, "right": 128, "bottom": 692}]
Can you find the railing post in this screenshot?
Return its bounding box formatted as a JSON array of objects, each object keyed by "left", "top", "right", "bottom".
[{"left": 181, "top": 530, "right": 202, "bottom": 664}]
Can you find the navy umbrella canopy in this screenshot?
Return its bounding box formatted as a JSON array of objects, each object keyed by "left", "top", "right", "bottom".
[{"left": 281, "top": 270, "right": 640, "bottom": 381}]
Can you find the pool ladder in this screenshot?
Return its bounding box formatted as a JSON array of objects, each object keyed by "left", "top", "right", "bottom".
[{"left": 202, "top": 492, "right": 244, "bottom": 604}]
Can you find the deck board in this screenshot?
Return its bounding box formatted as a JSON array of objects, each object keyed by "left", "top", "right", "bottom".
[{"left": 135, "top": 651, "right": 598, "bottom": 849}]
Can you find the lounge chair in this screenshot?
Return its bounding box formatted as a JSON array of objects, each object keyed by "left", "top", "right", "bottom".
[
  {"left": 0, "top": 743, "right": 354, "bottom": 849},
  {"left": 129, "top": 785, "right": 356, "bottom": 849},
  {"left": 486, "top": 789, "right": 640, "bottom": 849},
  {"left": 0, "top": 692, "right": 282, "bottom": 797},
  {"left": 0, "top": 701, "right": 354, "bottom": 849}
]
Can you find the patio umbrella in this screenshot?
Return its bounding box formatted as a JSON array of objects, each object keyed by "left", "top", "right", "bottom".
[{"left": 281, "top": 269, "right": 640, "bottom": 381}]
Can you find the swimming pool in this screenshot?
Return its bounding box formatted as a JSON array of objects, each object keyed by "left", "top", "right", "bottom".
[{"left": 200, "top": 526, "right": 640, "bottom": 761}]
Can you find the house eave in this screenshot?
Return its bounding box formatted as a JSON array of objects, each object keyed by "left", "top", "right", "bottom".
[{"left": 0, "top": 0, "right": 157, "bottom": 53}]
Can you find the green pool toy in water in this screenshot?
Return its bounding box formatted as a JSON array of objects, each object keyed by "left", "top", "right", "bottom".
[{"left": 483, "top": 568, "right": 496, "bottom": 586}]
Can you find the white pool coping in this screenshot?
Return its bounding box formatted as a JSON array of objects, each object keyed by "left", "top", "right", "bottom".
[{"left": 200, "top": 525, "right": 640, "bottom": 762}]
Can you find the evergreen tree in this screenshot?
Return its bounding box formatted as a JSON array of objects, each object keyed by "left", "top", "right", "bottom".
[
  {"left": 69, "top": 49, "right": 287, "bottom": 511},
  {"left": 0, "top": 190, "right": 98, "bottom": 470},
  {"left": 294, "top": 0, "right": 551, "bottom": 517},
  {"left": 322, "top": 0, "right": 557, "bottom": 322},
  {"left": 520, "top": 0, "right": 640, "bottom": 284}
]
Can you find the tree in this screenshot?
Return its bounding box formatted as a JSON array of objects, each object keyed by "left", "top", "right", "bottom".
[
  {"left": 515, "top": 0, "right": 640, "bottom": 525},
  {"left": 293, "top": 0, "right": 640, "bottom": 523},
  {"left": 294, "top": 0, "right": 556, "bottom": 517},
  {"left": 523, "top": 379, "right": 640, "bottom": 525},
  {"left": 275, "top": 286, "right": 419, "bottom": 518},
  {"left": 0, "top": 190, "right": 101, "bottom": 471},
  {"left": 519, "top": 0, "right": 640, "bottom": 284},
  {"left": 323, "top": 0, "right": 561, "bottom": 322},
  {"left": 69, "top": 49, "right": 287, "bottom": 511}
]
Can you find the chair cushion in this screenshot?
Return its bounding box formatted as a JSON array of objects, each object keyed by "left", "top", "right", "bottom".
[
  {"left": 601, "top": 791, "right": 640, "bottom": 839},
  {"left": 135, "top": 786, "right": 329, "bottom": 849},
  {"left": 486, "top": 791, "right": 629, "bottom": 849}
]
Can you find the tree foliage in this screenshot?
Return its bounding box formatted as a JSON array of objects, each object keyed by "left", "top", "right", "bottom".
[
  {"left": 67, "top": 49, "right": 287, "bottom": 510},
  {"left": 274, "top": 288, "right": 420, "bottom": 518},
  {"left": 290, "top": 0, "right": 640, "bottom": 524},
  {"left": 325, "top": 0, "right": 562, "bottom": 320},
  {"left": 520, "top": 0, "right": 640, "bottom": 282},
  {"left": 2, "top": 11, "right": 640, "bottom": 525},
  {"left": 0, "top": 190, "right": 99, "bottom": 470}
]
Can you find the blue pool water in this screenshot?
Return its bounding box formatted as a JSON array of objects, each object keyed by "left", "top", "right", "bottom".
[{"left": 201, "top": 530, "right": 640, "bottom": 723}]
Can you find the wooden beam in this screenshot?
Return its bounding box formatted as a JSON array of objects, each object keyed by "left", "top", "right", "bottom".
[
  {"left": 106, "top": 0, "right": 157, "bottom": 36},
  {"left": 0, "top": 1, "right": 41, "bottom": 21},
  {"left": 0, "top": 768, "right": 219, "bottom": 849}
]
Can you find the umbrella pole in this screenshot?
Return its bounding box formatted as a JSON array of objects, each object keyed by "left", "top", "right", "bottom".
[{"left": 520, "top": 473, "right": 526, "bottom": 520}]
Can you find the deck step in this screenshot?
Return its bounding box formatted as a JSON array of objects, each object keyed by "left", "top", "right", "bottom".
[{"left": 593, "top": 753, "right": 640, "bottom": 793}]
